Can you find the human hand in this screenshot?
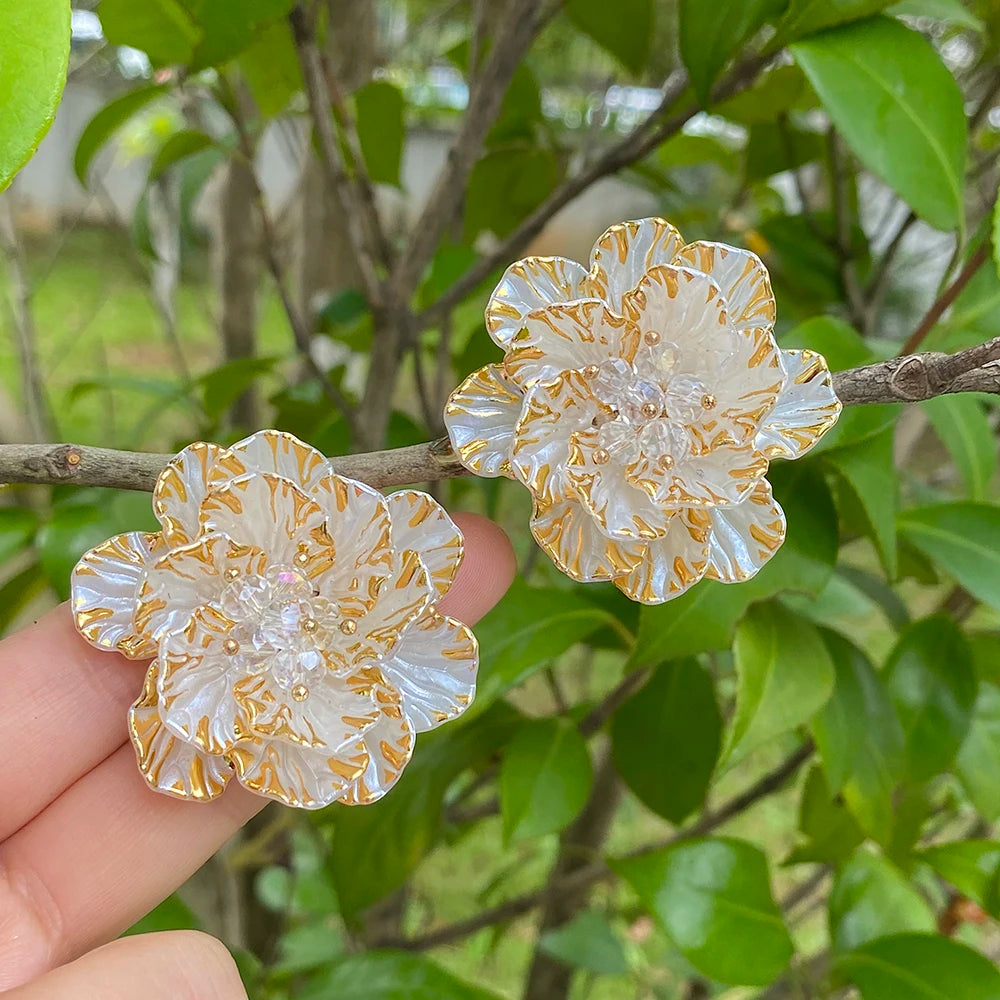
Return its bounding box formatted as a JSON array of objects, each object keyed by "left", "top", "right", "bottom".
[{"left": 0, "top": 513, "right": 515, "bottom": 996}]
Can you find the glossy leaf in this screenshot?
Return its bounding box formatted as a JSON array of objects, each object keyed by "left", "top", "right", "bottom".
[
  {"left": 726, "top": 601, "right": 835, "bottom": 764},
  {"left": 825, "top": 427, "right": 898, "bottom": 577},
  {"left": 356, "top": 81, "right": 405, "bottom": 187},
  {"left": 792, "top": 16, "right": 967, "bottom": 231},
  {"left": 501, "top": 718, "right": 592, "bottom": 842},
  {"left": 920, "top": 840, "right": 1000, "bottom": 918},
  {"left": 679, "top": 0, "right": 781, "bottom": 105},
  {"left": 957, "top": 683, "right": 1000, "bottom": 821},
  {"left": 781, "top": 315, "right": 874, "bottom": 370},
  {"left": 922, "top": 395, "right": 996, "bottom": 501},
  {"left": 786, "top": 765, "right": 865, "bottom": 865},
  {"left": 612, "top": 659, "right": 721, "bottom": 823},
  {"left": 829, "top": 849, "right": 935, "bottom": 952},
  {"left": 464, "top": 146, "right": 559, "bottom": 239},
  {"left": 883, "top": 616, "right": 976, "bottom": 781},
  {"left": 898, "top": 503, "right": 1000, "bottom": 611},
  {"left": 836, "top": 933, "right": 1000, "bottom": 1000},
  {"left": 302, "top": 952, "right": 504, "bottom": 1000},
  {"left": 185, "top": 0, "right": 296, "bottom": 70},
  {"left": 565, "top": 0, "right": 653, "bottom": 73},
  {"left": 889, "top": 0, "right": 985, "bottom": 30},
  {"left": 148, "top": 129, "right": 215, "bottom": 183},
  {"left": 239, "top": 20, "right": 302, "bottom": 116},
  {"left": 0, "top": 508, "right": 38, "bottom": 563},
  {"left": 811, "top": 631, "right": 905, "bottom": 843},
  {"left": 74, "top": 85, "right": 169, "bottom": 185},
  {"left": 615, "top": 837, "right": 793, "bottom": 986},
  {"left": 0, "top": 0, "right": 70, "bottom": 192},
  {"left": 777, "top": 0, "right": 893, "bottom": 39},
  {"left": 99, "top": 0, "right": 200, "bottom": 66},
  {"left": 539, "top": 911, "right": 629, "bottom": 975}
]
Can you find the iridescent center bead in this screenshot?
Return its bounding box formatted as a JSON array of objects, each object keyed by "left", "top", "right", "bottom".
[{"left": 220, "top": 565, "right": 339, "bottom": 694}]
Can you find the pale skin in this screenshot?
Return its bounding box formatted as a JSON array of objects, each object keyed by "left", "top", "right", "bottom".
[{"left": 0, "top": 513, "right": 516, "bottom": 999}]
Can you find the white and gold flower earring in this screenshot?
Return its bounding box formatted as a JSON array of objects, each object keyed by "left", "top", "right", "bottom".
[
  {"left": 71, "top": 429, "right": 477, "bottom": 808},
  {"left": 444, "top": 217, "right": 842, "bottom": 604}
]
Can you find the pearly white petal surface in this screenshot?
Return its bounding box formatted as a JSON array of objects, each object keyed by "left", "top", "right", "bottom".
[
  {"left": 443, "top": 363, "right": 523, "bottom": 478},
  {"left": 154, "top": 441, "right": 224, "bottom": 547},
  {"left": 340, "top": 696, "right": 415, "bottom": 805},
  {"left": 385, "top": 490, "right": 463, "bottom": 598},
  {"left": 614, "top": 510, "right": 711, "bottom": 604},
  {"left": 213, "top": 428, "right": 334, "bottom": 493},
  {"left": 704, "top": 481, "right": 786, "bottom": 583},
  {"left": 587, "top": 217, "right": 684, "bottom": 312}
]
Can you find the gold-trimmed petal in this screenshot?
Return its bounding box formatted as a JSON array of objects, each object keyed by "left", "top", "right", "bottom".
[
  {"left": 530, "top": 497, "right": 643, "bottom": 582},
  {"left": 208, "top": 429, "right": 333, "bottom": 495},
  {"left": 585, "top": 217, "right": 685, "bottom": 311},
  {"left": 379, "top": 610, "right": 478, "bottom": 733},
  {"left": 199, "top": 472, "right": 334, "bottom": 571},
  {"left": 756, "top": 349, "right": 842, "bottom": 460},
  {"left": 702, "top": 480, "right": 786, "bottom": 584},
  {"left": 385, "top": 490, "right": 463, "bottom": 599},
  {"left": 357, "top": 549, "right": 434, "bottom": 657},
  {"left": 71, "top": 530, "right": 162, "bottom": 659},
  {"left": 565, "top": 427, "right": 674, "bottom": 541},
  {"left": 340, "top": 688, "right": 415, "bottom": 805},
  {"left": 613, "top": 510, "right": 711, "bottom": 604},
  {"left": 135, "top": 532, "right": 268, "bottom": 643},
  {"left": 154, "top": 441, "right": 225, "bottom": 548},
  {"left": 311, "top": 473, "right": 393, "bottom": 617},
  {"left": 486, "top": 256, "right": 589, "bottom": 350},
  {"left": 157, "top": 605, "right": 248, "bottom": 755},
  {"left": 672, "top": 241, "right": 776, "bottom": 335},
  {"left": 443, "top": 363, "right": 523, "bottom": 478},
  {"left": 129, "top": 664, "right": 232, "bottom": 802},
  {"left": 510, "top": 369, "right": 602, "bottom": 505},
  {"left": 505, "top": 300, "right": 639, "bottom": 388},
  {"left": 228, "top": 734, "right": 370, "bottom": 809}
]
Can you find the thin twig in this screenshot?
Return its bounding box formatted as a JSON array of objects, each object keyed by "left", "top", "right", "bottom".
[{"left": 827, "top": 130, "right": 867, "bottom": 331}]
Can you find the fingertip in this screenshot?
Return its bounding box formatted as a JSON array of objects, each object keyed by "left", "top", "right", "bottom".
[{"left": 440, "top": 512, "right": 516, "bottom": 625}]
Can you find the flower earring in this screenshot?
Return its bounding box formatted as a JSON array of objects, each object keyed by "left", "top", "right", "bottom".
[
  {"left": 71, "top": 430, "right": 477, "bottom": 808},
  {"left": 444, "top": 217, "right": 842, "bottom": 604}
]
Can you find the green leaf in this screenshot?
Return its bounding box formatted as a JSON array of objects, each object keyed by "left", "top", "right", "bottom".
[
  {"left": 195, "top": 356, "right": 280, "bottom": 424},
  {"left": 781, "top": 315, "right": 874, "bottom": 370},
  {"left": 0, "top": 508, "right": 38, "bottom": 563},
  {"left": 889, "top": 0, "right": 985, "bottom": 30},
  {"left": 921, "top": 395, "right": 996, "bottom": 500},
  {"left": 74, "top": 85, "right": 170, "bottom": 185},
  {"left": 238, "top": 20, "right": 302, "bottom": 116},
  {"left": 355, "top": 81, "right": 405, "bottom": 187},
  {"left": 0, "top": 563, "right": 47, "bottom": 635},
  {"left": 727, "top": 601, "right": 834, "bottom": 764},
  {"left": 715, "top": 64, "right": 813, "bottom": 124},
  {"left": 836, "top": 932, "right": 1000, "bottom": 1000},
  {"left": 148, "top": 129, "right": 216, "bottom": 184},
  {"left": 811, "top": 630, "right": 905, "bottom": 843},
  {"left": 882, "top": 616, "right": 977, "bottom": 782},
  {"left": 539, "top": 911, "right": 629, "bottom": 975},
  {"left": 126, "top": 893, "right": 202, "bottom": 935},
  {"left": 899, "top": 503, "right": 1000, "bottom": 611},
  {"left": 657, "top": 133, "right": 737, "bottom": 170},
  {"left": 99, "top": 0, "right": 201, "bottom": 66},
  {"left": 328, "top": 703, "right": 520, "bottom": 921},
  {"left": 500, "top": 718, "right": 592, "bottom": 842},
  {"left": 184, "top": 0, "right": 296, "bottom": 70},
  {"left": 746, "top": 121, "right": 826, "bottom": 180},
  {"left": 792, "top": 16, "right": 967, "bottom": 231},
  {"left": 612, "top": 659, "right": 721, "bottom": 823},
  {"left": 920, "top": 841, "right": 1000, "bottom": 918},
  {"left": 302, "top": 951, "right": 504, "bottom": 1000},
  {"left": 786, "top": 765, "right": 865, "bottom": 865},
  {"left": 473, "top": 580, "right": 617, "bottom": 711},
  {"left": 829, "top": 850, "right": 935, "bottom": 952},
  {"left": 825, "top": 426, "right": 898, "bottom": 577},
  {"left": 615, "top": 837, "right": 793, "bottom": 986},
  {"left": 777, "top": 0, "right": 895, "bottom": 41},
  {"left": 271, "top": 922, "right": 344, "bottom": 977},
  {"left": 0, "top": 0, "right": 70, "bottom": 192},
  {"left": 679, "top": 0, "right": 781, "bottom": 105},
  {"left": 957, "top": 683, "right": 1000, "bottom": 821},
  {"left": 565, "top": 0, "right": 653, "bottom": 73},
  {"left": 464, "top": 146, "right": 559, "bottom": 239}
]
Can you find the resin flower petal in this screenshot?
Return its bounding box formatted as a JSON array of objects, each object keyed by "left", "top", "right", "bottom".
[
  {"left": 445, "top": 217, "right": 842, "bottom": 604},
  {"left": 71, "top": 429, "right": 479, "bottom": 807}
]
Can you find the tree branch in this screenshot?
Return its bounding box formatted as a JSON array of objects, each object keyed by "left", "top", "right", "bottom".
[{"left": 2, "top": 338, "right": 997, "bottom": 492}]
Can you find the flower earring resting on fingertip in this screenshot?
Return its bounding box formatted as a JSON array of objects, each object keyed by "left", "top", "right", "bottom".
[
  {"left": 444, "top": 217, "right": 842, "bottom": 604},
  {"left": 71, "top": 429, "right": 478, "bottom": 808}
]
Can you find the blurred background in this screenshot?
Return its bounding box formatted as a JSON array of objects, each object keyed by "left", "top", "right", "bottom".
[{"left": 3, "top": 1, "right": 1000, "bottom": 997}]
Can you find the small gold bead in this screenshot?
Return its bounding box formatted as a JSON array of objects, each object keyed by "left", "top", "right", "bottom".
[
  {"left": 291, "top": 684, "right": 309, "bottom": 702},
  {"left": 339, "top": 619, "right": 358, "bottom": 636},
  {"left": 223, "top": 567, "right": 240, "bottom": 582},
  {"left": 294, "top": 551, "right": 309, "bottom": 567},
  {"left": 659, "top": 454, "right": 675, "bottom": 471},
  {"left": 701, "top": 393, "right": 717, "bottom": 410},
  {"left": 582, "top": 364, "right": 599, "bottom": 379},
  {"left": 302, "top": 617, "right": 319, "bottom": 634},
  {"left": 222, "top": 637, "right": 240, "bottom": 655},
  {"left": 640, "top": 402, "right": 660, "bottom": 419},
  {"left": 593, "top": 448, "right": 610, "bottom": 465},
  {"left": 644, "top": 330, "right": 661, "bottom": 346}
]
